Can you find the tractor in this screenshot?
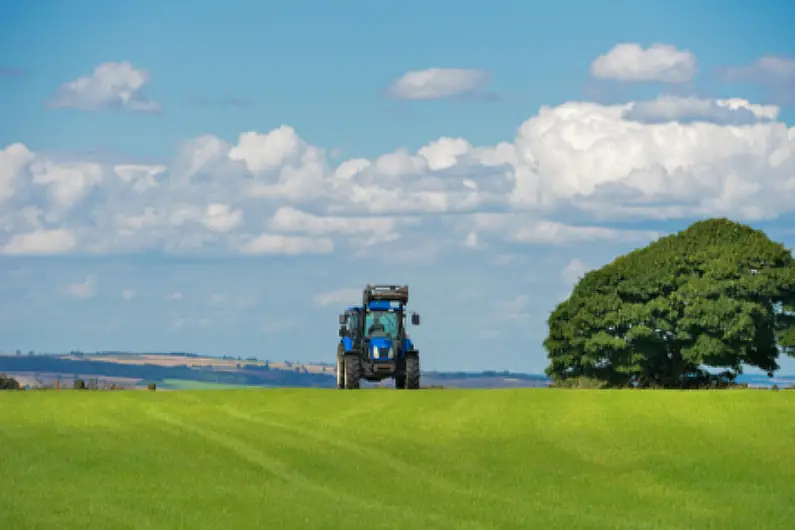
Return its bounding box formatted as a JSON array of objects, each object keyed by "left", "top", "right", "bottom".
[{"left": 336, "top": 284, "right": 421, "bottom": 389}]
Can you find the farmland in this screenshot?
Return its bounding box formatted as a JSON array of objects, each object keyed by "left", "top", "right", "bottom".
[
  {"left": 1, "top": 388, "right": 794, "bottom": 529},
  {"left": 0, "top": 351, "right": 553, "bottom": 390}
]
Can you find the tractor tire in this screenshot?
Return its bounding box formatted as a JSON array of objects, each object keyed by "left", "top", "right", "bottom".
[
  {"left": 344, "top": 353, "right": 361, "bottom": 389},
  {"left": 336, "top": 344, "right": 345, "bottom": 389},
  {"left": 394, "top": 373, "right": 406, "bottom": 389},
  {"left": 405, "top": 353, "right": 420, "bottom": 389}
]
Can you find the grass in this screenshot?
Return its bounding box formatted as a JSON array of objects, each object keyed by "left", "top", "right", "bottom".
[{"left": 1, "top": 388, "right": 793, "bottom": 529}]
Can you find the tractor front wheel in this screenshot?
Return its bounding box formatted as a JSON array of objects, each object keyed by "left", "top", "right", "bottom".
[
  {"left": 405, "top": 353, "right": 420, "bottom": 389},
  {"left": 394, "top": 373, "right": 406, "bottom": 389},
  {"left": 344, "top": 353, "right": 361, "bottom": 389},
  {"left": 336, "top": 345, "right": 345, "bottom": 389}
]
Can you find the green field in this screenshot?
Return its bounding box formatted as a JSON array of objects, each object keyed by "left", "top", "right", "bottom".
[{"left": 1, "top": 389, "right": 794, "bottom": 529}]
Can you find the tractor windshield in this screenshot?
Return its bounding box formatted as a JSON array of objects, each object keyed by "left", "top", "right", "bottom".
[{"left": 364, "top": 310, "right": 399, "bottom": 340}]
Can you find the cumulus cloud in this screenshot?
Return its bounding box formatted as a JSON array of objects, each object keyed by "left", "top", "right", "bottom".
[
  {"left": 268, "top": 207, "right": 406, "bottom": 245},
  {"left": 508, "top": 98, "right": 795, "bottom": 221},
  {"left": 202, "top": 204, "right": 243, "bottom": 233},
  {"left": 624, "top": 95, "right": 779, "bottom": 125},
  {"left": 590, "top": 43, "right": 697, "bottom": 83},
  {"left": 386, "top": 68, "right": 492, "bottom": 100},
  {"left": 1, "top": 229, "right": 76, "bottom": 255},
  {"left": 0, "top": 143, "right": 35, "bottom": 203},
  {"left": 48, "top": 61, "right": 160, "bottom": 113},
  {"left": 1, "top": 93, "right": 794, "bottom": 258}
]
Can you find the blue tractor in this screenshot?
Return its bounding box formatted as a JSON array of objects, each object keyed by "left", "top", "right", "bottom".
[{"left": 336, "top": 284, "right": 421, "bottom": 389}]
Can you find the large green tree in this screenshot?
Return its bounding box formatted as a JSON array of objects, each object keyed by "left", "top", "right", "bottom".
[{"left": 544, "top": 218, "right": 795, "bottom": 388}]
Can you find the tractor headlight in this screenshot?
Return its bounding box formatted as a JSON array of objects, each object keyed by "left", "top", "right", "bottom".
[
  {"left": 372, "top": 346, "right": 379, "bottom": 359},
  {"left": 388, "top": 346, "right": 394, "bottom": 359}
]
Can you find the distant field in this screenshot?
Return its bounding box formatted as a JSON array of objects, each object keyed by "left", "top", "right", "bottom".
[
  {"left": 1, "top": 389, "right": 793, "bottom": 529},
  {"left": 65, "top": 353, "right": 332, "bottom": 374},
  {"left": 152, "top": 379, "right": 257, "bottom": 390}
]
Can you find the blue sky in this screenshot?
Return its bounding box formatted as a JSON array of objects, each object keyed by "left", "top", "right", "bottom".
[{"left": 1, "top": 0, "right": 795, "bottom": 374}]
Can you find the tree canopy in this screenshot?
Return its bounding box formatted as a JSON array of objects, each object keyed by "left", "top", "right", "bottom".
[
  {"left": 544, "top": 218, "right": 795, "bottom": 388},
  {"left": 0, "top": 373, "right": 21, "bottom": 390}
]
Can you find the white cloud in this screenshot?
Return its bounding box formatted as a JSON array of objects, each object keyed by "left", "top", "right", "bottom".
[
  {"left": 114, "top": 164, "right": 164, "bottom": 194},
  {"left": 228, "top": 127, "right": 305, "bottom": 174},
  {"left": 624, "top": 96, "right": 779, "bottom": 125},
  {"left": 168, "top": 292, "right": 183, "bottom": 301},
  {"left": 268, "top": 206, "right": 405, "bottom": 245},
  {"left": 30, "top": 159, "right": 104, "bottom": 212},
  {"left": 238, "top": 234, "right": 334, "bottom": 255},
  {"left": 590, "top": 43, "right": 697, "bottom": 83},
  {"left": 508, "top": 98, "right": 795, "bottom": 221},
  {"left": 48, "top": 61, "right": 160, "bottom": 113},
  {"left": 386, "top": 68, "right": 491, "bottom": 100},
  {"left": 122, "top": 289, "right": 135, "bottom": 301},
  {"left": 1, "top": 228, "right": 76, "bottom": 255},
  {"left": 202, "top": 203, "right": 243, "bottom": 233},
  {"left": 467, "top": 214, "right": 659, "bottom": 245},
  {"left": 313, "top": 288, "right": 361, "bottom": 307},
  {"left": 0, "top": 143, "right": 34, "bottom": 203},
  {"left": 2, "top": 90, "right": 794, "bottom": 259},
  {"left": 64, "top": 275, "right": 98, "bottom": 299}
]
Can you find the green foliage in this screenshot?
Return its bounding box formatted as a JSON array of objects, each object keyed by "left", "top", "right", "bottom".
[
  {"left": 148, "top": 383, "right": 157, "bottom": 391},
  {"left": 1, "top": 389, "right": 794, "bottom": 529},
  {"left": 0, "top": 373, "right": 21, "bottom": 390},
  {"left": 544, "top": 218, "right": 795, "bottom": 388}
]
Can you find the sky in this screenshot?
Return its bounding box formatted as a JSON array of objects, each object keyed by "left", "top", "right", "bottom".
[{"left": 1, "top": 0, "right": 795, "bottom": 374}]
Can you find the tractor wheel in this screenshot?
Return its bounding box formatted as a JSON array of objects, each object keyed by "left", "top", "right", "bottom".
[
  {"left": 405, "top": 353, "right": 420, "bottom": 389},
  {"left": 394, "top": 373, "right": 406, "bottom": 389},
  {"left": 336, "top": 345, "right": 345, "bottom": 389},
  {"left": 344, "top": 353, "right": 361, "bottom": 389}
]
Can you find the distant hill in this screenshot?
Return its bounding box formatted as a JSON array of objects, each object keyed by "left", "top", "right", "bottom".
[
  {"left": 0, "top": 351, "right": 552, "bottom": 390},
  {"left": 1, "top": 351, "right": 791, "bottom": 390}
]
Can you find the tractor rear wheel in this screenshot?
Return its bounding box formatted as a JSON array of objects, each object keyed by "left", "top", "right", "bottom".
[
  {"left": 344, "top": 353, "right": 361, "bottom": 389},
  {"left": 405, "top": 353, "right": 420, "bottom": 389}
]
